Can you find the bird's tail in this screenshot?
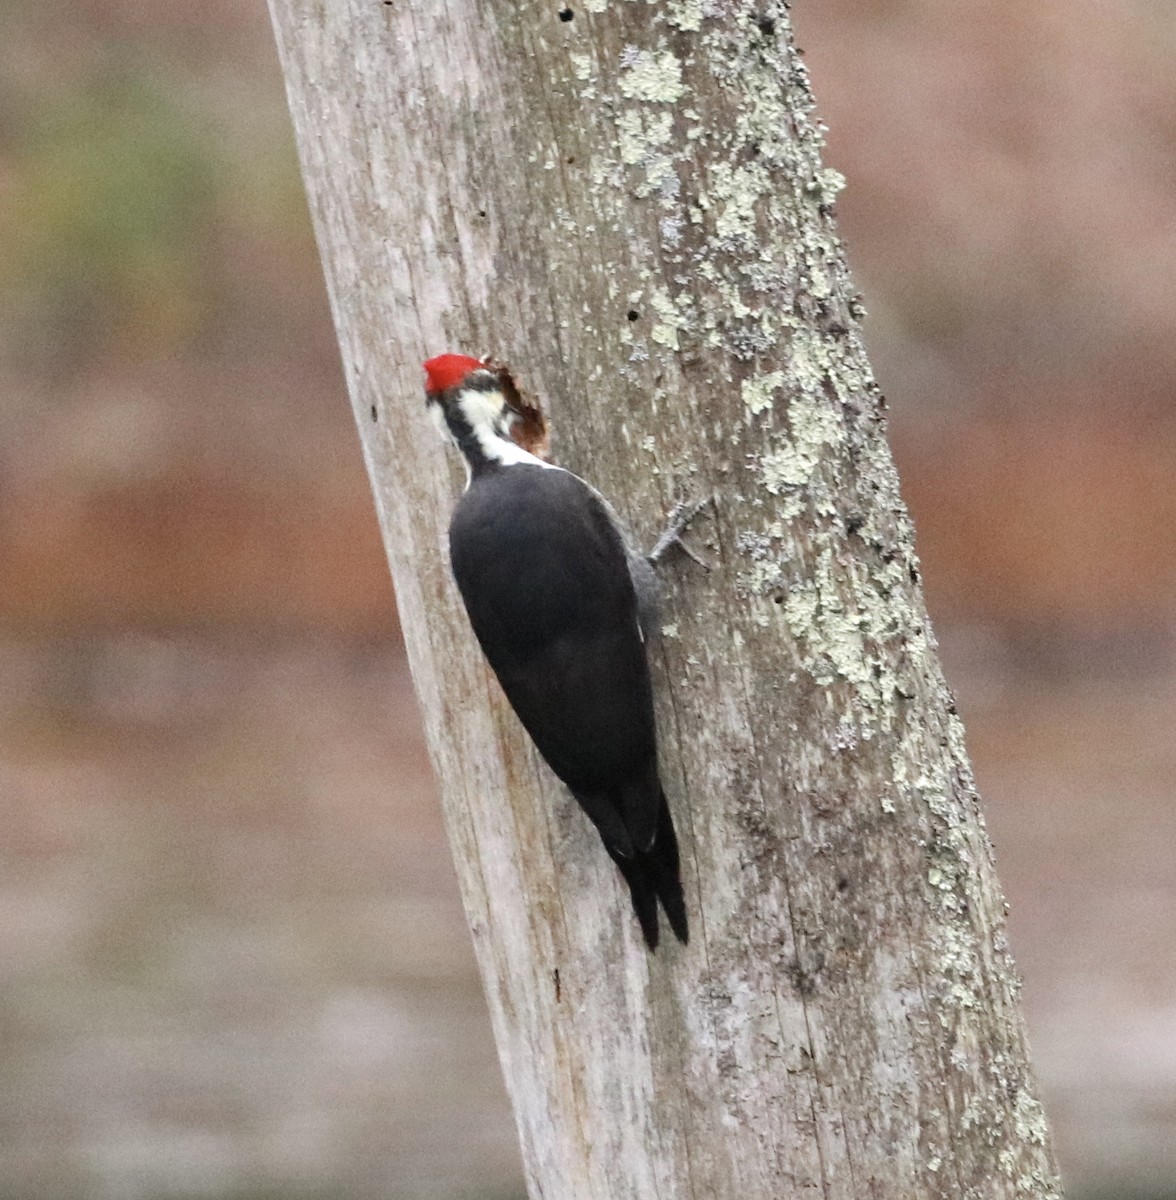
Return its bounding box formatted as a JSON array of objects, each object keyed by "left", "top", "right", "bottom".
[{"left": 605, "top": 789, "right": 688, "bottom": 951}]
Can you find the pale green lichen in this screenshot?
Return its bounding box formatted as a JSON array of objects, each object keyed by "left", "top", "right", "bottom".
[
  {"left": 570, "top": 52, "right": 594, "bottom": 82},
  {"left": 666, "top": 0, "right": 706, "bottom": 32},
  {"left": 618, "top": 48, "right": 686, "bottom": 105},
  {"left": 617, "top": 109, "right": 672, "bottom": 163},
  {"left": 775, "top": 537, "right": 937, "bottom": 747},
  {"left": 788, "top": 326, "right": 829, "bottom": 395},
  {"left": 780, "top": 552, "right": 881, "bottom": 707},
  {"left": 741, "top": 370, "right": 786, "bottom": 416},
  {"left": 709, "top": 160, "right": 770, "bottom": 247},
  {"left": 649, "top": 284, "right": 690, "bottom": 349},
  {"left": 807, "top": 167, "right": 847, "bottom": 204},
  {"left": 1013, "top": 1091, "right": 1049, "bottom": 1147},
  {"left": 886, "top": 748, "right": 909, "bottom": 812},
  {"left": 617, "top": 110, "right": 677, "bottom": 195},
  {"left": 758, "top": 393, "right": 840, "bottom": 495},
  {"left": 560, "top": 16, "right": 1057, "bottom": 1182}
]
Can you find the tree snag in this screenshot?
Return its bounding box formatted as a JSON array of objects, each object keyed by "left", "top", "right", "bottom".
[{"left": 268, "top": 1, "right": 1064, "bottom": 1196}]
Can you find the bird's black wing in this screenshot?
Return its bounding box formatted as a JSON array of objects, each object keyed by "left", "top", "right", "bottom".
[{"left": 449, "top": 465, "right": 659, "bottom": 850}]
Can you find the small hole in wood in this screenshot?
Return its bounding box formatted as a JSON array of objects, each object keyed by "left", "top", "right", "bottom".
[
  {"left": 476, "top": 209, "right": 487, "bottom": 218},
  {"left": 756, "top": 14, "right": 775, "bottom": 36},
  {"left": 370, "top": 404, "right": 378, "bottom": 422},
  {"left": 558, "top": 6, "right": 574, "bottom": 20},
  {"left": 627, "top": 309, "right": 640, "bottom": 322}
]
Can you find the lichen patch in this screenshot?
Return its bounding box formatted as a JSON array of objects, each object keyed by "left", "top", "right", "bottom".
[
  {"left": 741, "top": 370, "right": 786, "bottom": 416},
  {"left": 618, "top": 47, "right": 686, "bottom": 105}
]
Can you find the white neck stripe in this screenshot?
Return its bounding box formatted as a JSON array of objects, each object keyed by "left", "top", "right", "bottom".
[{"left": 454, "top": 388, "right": 557, "bottom": 472}]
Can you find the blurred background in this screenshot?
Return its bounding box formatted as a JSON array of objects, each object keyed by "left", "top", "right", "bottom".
[{"left": 1, "top": 1, "right": 1173, "bottom": 1197}]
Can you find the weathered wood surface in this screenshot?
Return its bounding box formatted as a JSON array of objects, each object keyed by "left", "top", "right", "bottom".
[{"left": 268, "top": 1, "right": 1063, "bottom": 1196}]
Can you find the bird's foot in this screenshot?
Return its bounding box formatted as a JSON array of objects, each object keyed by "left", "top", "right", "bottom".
[{"left": 647, "top": 495, "right": 714, "bottom": 571}]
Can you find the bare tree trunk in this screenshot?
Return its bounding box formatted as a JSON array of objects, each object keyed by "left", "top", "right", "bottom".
[{"left": 268, "top": 2, "right": 1063, "bottom": 1196}]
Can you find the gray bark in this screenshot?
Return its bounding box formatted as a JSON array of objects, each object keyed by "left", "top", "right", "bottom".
[{"left": 267, "top": 1, "right": 1063, "bottom": 1196}]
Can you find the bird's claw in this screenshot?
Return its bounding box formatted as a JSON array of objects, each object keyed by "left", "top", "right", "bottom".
[{"left": 647, "top": 495, "right": 715, "bottom": 571}]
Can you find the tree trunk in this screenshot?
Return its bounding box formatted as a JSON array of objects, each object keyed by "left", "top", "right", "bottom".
[{"left": 267, "top": 2, "right": 1063, "bottom": 1196}]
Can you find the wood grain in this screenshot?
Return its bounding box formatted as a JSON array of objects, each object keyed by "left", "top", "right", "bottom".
[{"left": 268, "top": 1, "right": 1063, "bottom": 1195}]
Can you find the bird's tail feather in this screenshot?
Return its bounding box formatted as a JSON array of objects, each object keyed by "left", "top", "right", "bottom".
[{"left": 606, "top": 789, "right": 688, "bottom": 951}]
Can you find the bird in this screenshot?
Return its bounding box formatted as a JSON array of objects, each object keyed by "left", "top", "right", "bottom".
[{"left": 423, "top": 351, "right": 692, "bottom": 950}]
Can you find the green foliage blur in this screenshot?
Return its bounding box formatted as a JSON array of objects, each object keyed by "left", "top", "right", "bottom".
[
  {"left": 0, "top": 20, "right": 317, "bottom": 383},
  {"left": 2, "top": 66, "right": 221, "bottom": 367}
]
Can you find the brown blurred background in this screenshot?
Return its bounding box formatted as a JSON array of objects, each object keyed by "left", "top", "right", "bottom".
[{"left": 1, "top": 2, "right": 1173, "bottom": 1197}]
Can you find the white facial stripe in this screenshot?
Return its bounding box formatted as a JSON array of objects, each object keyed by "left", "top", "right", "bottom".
[
  {"left": 455, "top": 388, "right": 557, "bottom": 471},
  {"left": 456, "top": 388, "right": 508, "bottom": 433}
]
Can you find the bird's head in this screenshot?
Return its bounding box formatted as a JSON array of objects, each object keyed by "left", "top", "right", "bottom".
[
  {"left": 423, "top": 353, "right": 549, "bottom": 466},
  {"left": 424, "top": 353, "right": 516, "bottom": 446}
]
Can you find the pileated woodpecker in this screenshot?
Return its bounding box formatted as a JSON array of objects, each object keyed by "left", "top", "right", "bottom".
[{"left": 424, "top": 352, "right": 690, "bottom": 950}]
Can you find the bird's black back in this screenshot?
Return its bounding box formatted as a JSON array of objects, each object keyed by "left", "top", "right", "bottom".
[
  {"left": 449, "top": 464, "right": 657, "bottom": 832},
  {"left": 449, "top": 460, "right": 688, "bottom": 947}
]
